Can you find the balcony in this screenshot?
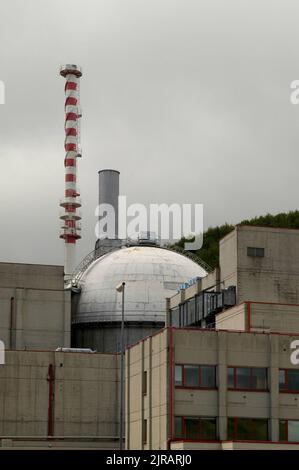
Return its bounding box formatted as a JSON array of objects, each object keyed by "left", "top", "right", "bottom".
[
  {"left": 60, "top": 197, "right": 81, "bottom": 208},
  {"left": 59, "top": 210, "right": 81, "bottom": 221}
]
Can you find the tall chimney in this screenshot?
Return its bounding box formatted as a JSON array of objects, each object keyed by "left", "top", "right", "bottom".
[
  {"left": 59, "top": 64, "right": 83, "bottom": 282},
  {"left": 98, "top": 169, "right": 120, "bottom": 240}
]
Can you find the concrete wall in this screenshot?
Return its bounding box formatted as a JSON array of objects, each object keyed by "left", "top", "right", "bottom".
[
  {"left": 72, "top": 323, "right": 163, "bottom": 353},
  {"left": 0, "top": 263, "right": 71, "bottom": 350},
  {"left": 0, "top": 350, "right": 119, "bottom": 440},
  {"left": 216, "top": 301, "right": 299, "bottom": 334},
  {"left": 220, "top": 226, "right": 299, "bottom": 304},
  {"left": 127, "top": 328, "right": 299, "bottom": 449},
  {"left": 219, "top": 229, "right": 238, "bottom": 291},
  {"left": 126, "top": 330, "right": 168, "bottom": 450},
  {"left": 0, "top": 263, "right": 65, "bottom": 290},
  {"left": 215, "top": 303, "right": 247, "bottom": 331}
]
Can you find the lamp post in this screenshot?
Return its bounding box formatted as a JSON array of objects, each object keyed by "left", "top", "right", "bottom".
[{"left": 116, "top": 281, "right": 125, "bottom": 450}]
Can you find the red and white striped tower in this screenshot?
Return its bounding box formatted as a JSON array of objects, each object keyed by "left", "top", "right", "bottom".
[{"left": 59, "top": 64, "right": 82, "bottom": 282}]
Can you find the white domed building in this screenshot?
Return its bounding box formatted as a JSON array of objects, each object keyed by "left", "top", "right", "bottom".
[{"left": 72, "top": 245, "right": 207, "bottom": 352}]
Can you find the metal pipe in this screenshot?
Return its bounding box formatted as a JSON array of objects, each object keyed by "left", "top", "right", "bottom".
[
  {"left": 10, "top": 297, "right": 15, "bottom": 349},
  {"left": 116, "top": 281, "right": 125, "bottom": 450},
  {"left": 47, "top": 364, "right": 54, "bottom": 437},
  {"left": 98, "top": 169, "right": 120, "bottom": 240}
]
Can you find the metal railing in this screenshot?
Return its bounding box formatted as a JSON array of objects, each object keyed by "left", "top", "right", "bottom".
[
  {"left": 165, "top": 244, "right": 213, "bottom": 273},
  {"left": 71, "top": 240, "right": 213, "bottom": 287},
  {"left": 71, "top": 244, "right": 120, "bottom": 286}
]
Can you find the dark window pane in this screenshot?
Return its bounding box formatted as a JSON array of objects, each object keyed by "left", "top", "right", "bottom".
[
  {"left": 142, "top": 419, "right": 147, "bottom": 443},
  {"left": 279, "top": 420, "right": 287, "bottom": 441},
  {"left": 188, "top": 299, "right": 196, "bottom": 325},
  {"left": 196, "top": 294, "right": 203, "bottom": 321},
  {"left": 236, "top": 418, "right": 249, "bottom": 440},
  {"left": 254, "top": 419, "right": 268, "bottom": 440},
  {"left": 174, "top": 416, "right": 182, "bottom": 438},
  {"left": 288, "top": 370, "right": 299, "bottom": 391},
  {"left": 247, "top": 247, "right": 265, "bottom": 257},
  {"left": 171, "top": 307, "right": 180, "bottom": 327},
  {"left": 228, "top": 367, "right": 235, "bottom": 388},
  {"left": 185, "top": 418, "right": 199, "bottom": 439},
  {"left": 236, "top": 368, "right": 251, "bottom": 389},
  {"left": 183, "top": 303, "right": 188, "bottom": 326},
  {"left": 279, "top": 370, "right": 286, "bottom": 391},
  {"left": 201, "top": 366, "right": 216, "bottom": 388},
  {"left": 227, "top": 418, "right": 235, "bottom": 439},
  {"left": 175, "top": 365, "right": 182, "bottom": 386},
  {"left": 235, "top": 418, "right": 268, "bottom": 441},
  {"left": 288, "top": 421, "right": 299, "bottom": 442},
  {"left": 200, "top": 418, "right": 217, "bottom": 440},
  {"left": 142, "top": 371, "right": 147, "bottom": 395},
  {"left": 251, "top": 368, "right": 267, "bottom": 390},
  {"left": 184, "top": 365, "right": 199, "bottom": 387}
]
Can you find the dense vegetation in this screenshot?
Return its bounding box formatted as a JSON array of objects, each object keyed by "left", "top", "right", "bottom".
[{"left": 172, "top": 210, "right": 299, "bottom": 269}]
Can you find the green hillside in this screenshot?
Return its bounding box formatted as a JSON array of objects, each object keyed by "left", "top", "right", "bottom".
[{"left": 173, "top": 210, "right": 299, "bottom": 269}]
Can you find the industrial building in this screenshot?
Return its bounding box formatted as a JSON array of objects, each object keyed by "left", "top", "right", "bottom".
[
  {"left": 126, "top": 327, "right": 299, "bottom": 450},
  {"left": 72, "top": 244, "right": 206, "bottom": 353},
  {"left": 126, "top": 225, "right": 299, "bottom": 450},
  {"left": 1, "top": 63, "right": 299, "bottom": 451},
  {"left": 0, "top": 63, "right": 210, "bottom": 449}
]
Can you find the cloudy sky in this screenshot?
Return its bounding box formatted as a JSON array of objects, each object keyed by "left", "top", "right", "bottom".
[{"left": 0, "top": 0, "right": 298, "bottom": 266}]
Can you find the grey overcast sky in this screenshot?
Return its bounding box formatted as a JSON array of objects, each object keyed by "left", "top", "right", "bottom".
[{"left": 0, "top": 0, "right": 298, "bottom": 266}]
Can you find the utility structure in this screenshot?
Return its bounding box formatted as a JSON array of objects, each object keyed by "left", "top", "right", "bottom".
[{"left": 59, "top": 64, "right": 83, "bottom": 282}]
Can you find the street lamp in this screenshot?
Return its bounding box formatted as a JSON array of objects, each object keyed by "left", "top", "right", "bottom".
[{"left": 116, "top": 281, "right": 125, "bottom": 450}]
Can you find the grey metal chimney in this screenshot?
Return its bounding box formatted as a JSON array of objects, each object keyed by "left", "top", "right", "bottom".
[{"left": 98, "top": 169, "right": 120, "bottom": 240}]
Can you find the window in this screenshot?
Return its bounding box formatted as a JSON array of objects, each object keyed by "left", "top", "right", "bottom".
[
  {"left": 174, "top": 416, "right": 217, "bottom": 440},
  {"left": 180, "top": 303, "right": 188, "bottom": 327},
  {"left": 142, "top": 371, "right": 147, "bottom": 395},
  {"left": 201, "top": 366, "right": 216, "bottom": 388},
  {"left": 184, "top": 365, "right": 199, "bottom": 387},
  {"left": 174, "top": 364, "right": 217, "bottom": 389},
  {"left": 170, "top": 307, "right": 180, "bottom": 327},
  {"left": 175, "top": 365, "right": 183, "bottom": 386},
  {"left": 228, "top": 417, "right": 268, "bottom": 441},
  {"left": 247, "top": 247, "right": 265, "bottom": 257},
  {"left": 280, "top": 369, "right": 299, "bottom": 392},
  {"left": 280, "top": 420, "right": 299, "bottom": 442},
  {"left": 228, "top": 367, "right": 268, "bottom": 391},
  {"left": 142, "top": 419, "right": 147, "bottom": 444},
  {"left": 188, "top": 298, "right": 196, "bottom": 325},
  {"left": 174, "top": 416, "right": 183, "bottom": 438}
]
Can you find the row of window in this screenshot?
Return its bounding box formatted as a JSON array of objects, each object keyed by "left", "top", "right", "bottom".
[
  {"left": 174, "top": 365, "right": 299, "bottom": 392},
  {"left": 173, "top": 417, "right": 299, "bottom": 442}
]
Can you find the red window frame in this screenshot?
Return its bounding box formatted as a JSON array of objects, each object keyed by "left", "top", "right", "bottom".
[
  {"left": 279, "top": 419, "right": 288, "bottom": 442},
  {"left": 175, "top": 364, "right": 217, "bottom": 390},
  {"left": 279, "top": 368, "right": 299, "bottom": 393},
  {"left": 279, "top": 419, "right": 299, "bottom": 442},
  {"left": 174, "top": 416, "right": 217, "bottom": 441},
  {"left": 228, "top": 366, "right": 268, "bottom": 392},
  {"left": 228, "top": 417, "right": 269, "bottom": 441}
]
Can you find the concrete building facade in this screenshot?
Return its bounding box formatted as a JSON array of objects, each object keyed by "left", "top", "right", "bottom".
[
  {"left": 220, "top": 225, "right": 299, "bottom": 304},
  {"left": 126, "top": 327, "right": 299, "bottom": 450},
  {"left": 0, "top": 263, "right": 71, "bottom": 350},
  {"left": 167, "top": 225, "right": 299, "bottom": 329},
  {"left": 0, "top": 350, "right": 120, "bottom": 449},
  {"left": 126, "top": 226, "right": 299, "bottom": 450}
]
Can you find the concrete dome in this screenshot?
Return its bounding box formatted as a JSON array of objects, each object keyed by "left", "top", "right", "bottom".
[{"left": 74, "top": 245, "right": 206, "bottom": 325}]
